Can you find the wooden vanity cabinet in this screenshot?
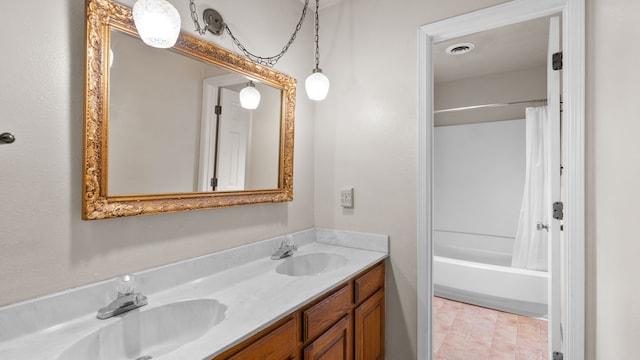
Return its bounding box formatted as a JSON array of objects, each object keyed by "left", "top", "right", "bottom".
[
  {"left": 302, "top": 284, "right": 352, "bottom": 342},
  {"left": 355, "top": 289, "right": 384, "bottom": 360},
  {"left": 353, "top": 262, "right": 385, "bottom": 360},
  {"left": 216, "top": 316, "right": 298, "bottom": 360},
  {"left": 303, "top": 314, "right": 352, "bottom": 360},
  {"left": 212, "top": 261, "right": 385, "bottom": 360}
]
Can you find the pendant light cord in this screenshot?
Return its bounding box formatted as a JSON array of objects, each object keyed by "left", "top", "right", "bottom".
[
  {"left": 190, "top": 0, "right": 311, "bottom": 67},
  {"left": 313, "top": 0, "right": 321, "bottom": 71}
]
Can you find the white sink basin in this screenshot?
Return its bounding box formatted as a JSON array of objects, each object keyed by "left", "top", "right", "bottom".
[
  {"left": 276, "top": 253, "right": 348, "bottom": 276},
  {"left": 56, "top": 299, "right": 226, "bottom": 360}
]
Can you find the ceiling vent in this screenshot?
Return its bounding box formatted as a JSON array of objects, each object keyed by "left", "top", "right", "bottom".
[{"left": 445, "top": 42, "right": 476, "bottom": 55}]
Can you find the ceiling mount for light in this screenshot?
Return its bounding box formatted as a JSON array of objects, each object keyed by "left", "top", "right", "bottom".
[
  {"left": 201, "top": 8, "right": 224, "bottom": 36},
  {"left": 445, "top": 42, "right": 476, "bottom": 56}
]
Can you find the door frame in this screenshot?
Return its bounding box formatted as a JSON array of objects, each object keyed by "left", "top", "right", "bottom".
[{"left": 416, "top": 0, "right": 585, "bottom": 359}]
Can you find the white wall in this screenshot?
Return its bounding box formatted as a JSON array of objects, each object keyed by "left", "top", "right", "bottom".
[
  {"left": 587, "top": 0, "right": 640, "bottom": 358},
  {"left": 0, "top": 0, "right": 315, "bottom": 307},
  {"left": 314, "top": 0, "right": 512, "bottom": 357},
  {"left": 435, "top": 67, "right": 546, "bottom": 126},
  {"left": 434, "top": 120, "right": 525, "bottom": 238}
]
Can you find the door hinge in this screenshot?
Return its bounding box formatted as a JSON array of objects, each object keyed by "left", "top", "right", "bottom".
[
  {"left": 210, "top": 177, "right": 218, "bottom": 191},
  {"left": 553, "top": 201, "right": 564, "bottom": 220},
  {"left": 553, "top": 52, "right": 563, "bottom": 70},
  {"left": 553, "top": 351, "right": 564, "bottom": 360},
  {"left": 215, "top": 105, "right": 222, "bottom": 115}
]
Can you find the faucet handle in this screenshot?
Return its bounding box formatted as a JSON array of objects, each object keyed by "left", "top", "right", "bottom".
[
  {"left": 117, "top": 274, "right": 137, "bottom": 296},
  {"left": 285, "top": 236, "right": 296, "bottom": 250}
]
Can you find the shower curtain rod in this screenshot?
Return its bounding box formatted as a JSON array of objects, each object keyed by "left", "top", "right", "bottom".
[{"left": 434, "top": 98, "right": 548, "bottom": 114}]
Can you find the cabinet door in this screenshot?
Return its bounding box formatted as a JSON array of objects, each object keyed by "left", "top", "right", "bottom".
[
  {"left": 226, "top": 318, "right": 297, "bottom": 360},
  {"left": 303, "top": 315, "right": 352, "bottom": 360},
  {"left": 354, "top": 289, "right": 384, "bottom": 360}
]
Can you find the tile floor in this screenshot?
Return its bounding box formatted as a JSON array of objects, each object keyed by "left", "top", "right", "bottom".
[{"left": 433, "top": 296, "right": 548, "bottom": 360}]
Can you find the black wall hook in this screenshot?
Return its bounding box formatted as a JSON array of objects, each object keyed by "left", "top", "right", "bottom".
[{"left": 0, "top": 132, "right": 15, "bottom": 144}]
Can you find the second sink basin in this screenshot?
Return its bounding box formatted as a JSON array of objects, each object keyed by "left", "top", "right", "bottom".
[
  {"left": 276, "top": 252, "right": 348, "bottom": 276},
  {"left": 56, "top": 299, "right": 226, "bottom": 360}
]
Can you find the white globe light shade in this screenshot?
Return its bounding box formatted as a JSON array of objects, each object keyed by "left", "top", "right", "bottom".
[
  {"left": 239, "top": 84, "right": 261, "bottom": 110},
  {"left": 133, "top": 0, "right": 181, "bottom": 49},
  {"left": 305, "top": 70, "right": 330, "bottom": 101}
]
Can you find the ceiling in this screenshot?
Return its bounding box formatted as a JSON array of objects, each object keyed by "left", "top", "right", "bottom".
[{"left": 434, "top": 15, "right": 557, "bottom": 84}]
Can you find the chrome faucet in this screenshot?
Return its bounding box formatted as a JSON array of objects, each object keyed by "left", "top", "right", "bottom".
[
  {"left": 271, "top": 236, "right": 297, "bottom": 260},
  {"left": 97, "top": 275, "right": 148, "bottom": 320}
]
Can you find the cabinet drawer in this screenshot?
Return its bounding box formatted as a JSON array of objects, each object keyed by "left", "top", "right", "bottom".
[
  {"left": 226, "top": 317, "right": 297, "bottom": 360},
  {"left": 302, "top": 284, "right": 351, "bottom": 342},
  {"left": 354, "top": 263, "right": 384, "bottom": 304}
]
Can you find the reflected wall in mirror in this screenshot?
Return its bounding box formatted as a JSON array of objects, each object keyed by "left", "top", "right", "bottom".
[
  {"left": 108, "top": 30, "right": 281, "bottom": 195},
  {"left": 84, "top": 0, "right": 295, "bottom": 220}
]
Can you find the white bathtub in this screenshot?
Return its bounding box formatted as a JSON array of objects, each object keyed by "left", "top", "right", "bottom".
[{"left": 433, "top": 230, "right": 548, "bottom": 317}]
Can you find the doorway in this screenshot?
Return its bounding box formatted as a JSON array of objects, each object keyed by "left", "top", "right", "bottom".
[
  {"left": 431, "top": 14, "right": 559, "bottom": 359},
  {"left": 416, "top": 1, "right": 585, "bottom": 359}
]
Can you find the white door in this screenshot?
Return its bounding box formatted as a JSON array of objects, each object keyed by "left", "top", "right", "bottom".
[
  {"left": 216, "top": 88, "right": 250, "bottom": 191},
  {"left": 547, "top": 15, "right": 562, "bottom": 359}
]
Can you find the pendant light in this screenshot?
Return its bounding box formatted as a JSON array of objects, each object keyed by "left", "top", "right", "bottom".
[
  {"left": 133, "top": 0, "right": 181, "bottom": 49},
  {"left": 305, "top": 0, "right": 329, "bottom": 101},
  {"left": 239, "top": 82, "right": 261, "bottom": 110}
]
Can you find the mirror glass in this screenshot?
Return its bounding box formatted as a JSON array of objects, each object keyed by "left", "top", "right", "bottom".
[
  {"left": 83, "top": 0, "right": 295, "bottom": 219},
  {"left": 108, "top": 30, "right": 281, "bottom": 195}
]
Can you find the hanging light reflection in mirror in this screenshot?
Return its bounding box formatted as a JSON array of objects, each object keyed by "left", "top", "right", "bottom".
[
  {"left": 132, "top": 0, "right": 181, "bottom": 49},
  {"left": 239, "top": 81, "right": 261, "bottom": 109},
  {"left": 109, "top": 48, "right": 114, "bottom": 68}
]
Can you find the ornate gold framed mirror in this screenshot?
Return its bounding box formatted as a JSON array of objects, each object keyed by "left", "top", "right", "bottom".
[{"left": 83, "top": 0, "right": 295, "bottom": 220}]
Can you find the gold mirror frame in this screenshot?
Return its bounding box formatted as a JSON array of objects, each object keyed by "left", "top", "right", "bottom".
[{"left": 83, "top": 0, "right": 295, "bottom": 220}]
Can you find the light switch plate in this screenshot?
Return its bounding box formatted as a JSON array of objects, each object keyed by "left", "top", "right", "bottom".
[{"left": 341, "top": 188, "right": 354, "bottom": 208}]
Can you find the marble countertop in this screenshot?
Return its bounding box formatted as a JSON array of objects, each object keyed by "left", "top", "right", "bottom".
[{"left": 0, "top": 229, "right": 388, "bottom": 360}]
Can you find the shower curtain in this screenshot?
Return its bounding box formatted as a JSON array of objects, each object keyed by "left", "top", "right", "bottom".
[{"left": 511, "top": 106, "right": 550, "bottom": 271}]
